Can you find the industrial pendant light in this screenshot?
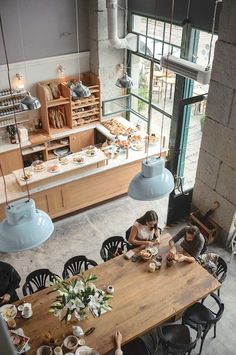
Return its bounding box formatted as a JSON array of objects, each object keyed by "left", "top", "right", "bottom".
[
  {"left": 128, "top": 157, "right": 174, "bottom": 200},
  {"left": 0, "top": 199, "right": 54, "bottom": 253},
  {"left": 116, "top": 72, "right": 133, "bottom": 88},
  {"left": 21, "top": 91, "right": 41, "bottom": 110},
  {"left": 128, "top": 1, "right": 175, "bottom": 201},
  {"left": 0, "top": 10, "right": 54, "bottom": 253}
]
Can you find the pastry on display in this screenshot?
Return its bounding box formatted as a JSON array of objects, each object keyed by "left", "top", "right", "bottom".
[
  {"left": 73, "top": 155, "right": 85, "bottom": 164},
  {"left": 145, "top": 133, "right": 159, "bottom": 144},
  {"left": 102, "top": 119, "right": 135, "bottom": 136},
  {"left": 20, "top": 170, "right": 33, "bottom": 181},
  {"left": 129, "top": 134, "right": 142, "bottom": 143},
  {"left": 116, "top": 139, "right": 129, "bottom": 149},
  {"left": 31, "top": 160, "right": 46, "bottom": 172},
  {"left": 47, "top": 162, "right": 60, "bottom": 173}
]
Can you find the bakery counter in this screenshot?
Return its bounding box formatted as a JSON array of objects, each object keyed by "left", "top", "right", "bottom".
[{"left": 0, "top": 144, "right": 166, "bottom": 221}]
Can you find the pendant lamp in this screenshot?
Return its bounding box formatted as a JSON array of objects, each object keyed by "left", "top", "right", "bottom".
[
  {"left": 21, "top": 91, "right": 41, "bottom": 110},
  {"left": 0, "top": 10, "right": 54, "bottom": 253},
  {"left": 73, "top": 81, "right": 91, "bottom": 98},
  {"left": 116, "top": 72, "right": 133, "bottom": 89},
  {"left": 0, "top": 199, "right": 54, "bottom": 253},
  {"left": 128, "top": 1, "right": 175, "bottom": 201},
  {"left": 128, "top": 157, "right": 174, "bottom": 201}
]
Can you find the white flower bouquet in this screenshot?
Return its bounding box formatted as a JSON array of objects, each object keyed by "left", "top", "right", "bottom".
[{"left": 49, "top": 273, "right": 112, "bottom": 322}]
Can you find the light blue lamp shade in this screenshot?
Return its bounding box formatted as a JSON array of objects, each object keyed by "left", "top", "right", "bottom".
[
  {"left": 73, "top": 81, "right": 91, "bottom": 98},
  {"left": 116, "top": 72, "right": 133, "bottom": 89},
  {"left": 0, "top": 198, "right": 54, "bottom": 253},
  {"left": 21, "top": 92, "right": 41, "bottom": 110},
  {"left": 128, "top": 157, "right": 174, "bottom": 201}
]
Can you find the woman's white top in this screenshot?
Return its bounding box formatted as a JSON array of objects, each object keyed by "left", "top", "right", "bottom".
[
  {"left": 115, "top": 350, "right": 123, "bottom": 355},
  {"left": 133, "top": 221, "right": 155, "bottom": 241}
]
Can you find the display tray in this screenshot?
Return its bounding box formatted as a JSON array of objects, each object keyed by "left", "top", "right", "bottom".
[{"left": 13, "top": 148, "right": 107, "bottom": 188}]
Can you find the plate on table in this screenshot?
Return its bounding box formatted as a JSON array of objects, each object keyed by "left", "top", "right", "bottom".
[
  {"left": 85, "top": 148, "right": 96, "bottom": 157},
  {"left": 20, "top": 170, "right": 33, "bottom": 181},
  {"left": 0, "top": 304, "right": 17, "bottom": 320},
  {"left": 73, "top": 155, "right": 85, "bottom": 164},
  {"left": 75, "top": 346, "right": 94, "bottom": 355},
  {"left": 131, "top": 142, "right": 145, "bottom": 151}
]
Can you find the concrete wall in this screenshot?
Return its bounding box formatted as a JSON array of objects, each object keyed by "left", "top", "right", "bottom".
[
  {"left": 89, "top": 0, "right": 126, "bottom": 102},
  {"left": 192, "top": 0, "right": 236, "bottom": 246}
]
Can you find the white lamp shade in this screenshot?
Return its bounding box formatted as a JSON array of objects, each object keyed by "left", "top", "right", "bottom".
[
  {"left": 0, "top": 199, "right": 54, "bottom": 253},
  {"left": 128, "top": 157, "right": 174, "bottom": 201}
]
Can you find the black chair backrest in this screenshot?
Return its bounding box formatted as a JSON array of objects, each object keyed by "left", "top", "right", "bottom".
[
  {"left": 100, "top": 236, "right": 132, "bottom": 262},
  {"left": 22, "top": 268, "right": 58, "bottom": 296},
  {"left": 209, "top": 293, "right": 224, "bottom": 323},
  {"left": 158, "top": 323, "right": 202, "bottom": 354},
  {"left": 62, "top": 255, "right": 97, "bottom": 279},
  {"left": 125, "top": 226, "right": 162, "bottom": 242},
  {"left": 215, "top": 256, "right": 227, "bottom": 283}
]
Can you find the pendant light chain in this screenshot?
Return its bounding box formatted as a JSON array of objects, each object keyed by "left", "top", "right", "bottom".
[
  {"left": 0, "top": 14, "right": 31, "bottom": 202},
  {"left": 75, "top": 0, "right": 81, "bottom": 81}
]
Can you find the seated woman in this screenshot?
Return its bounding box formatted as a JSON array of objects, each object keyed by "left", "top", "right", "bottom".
[
  {"left": 128, "top": 210, "right": 161, "bottom": 247},
  {"left": 0, "top": 261, "right": 21, "bottom": 305},
  {"left": 168, "top": 225, "right": 205, "bottom": 263}
]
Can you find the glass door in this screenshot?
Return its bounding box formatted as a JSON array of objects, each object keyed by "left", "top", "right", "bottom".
[{"left": 167, "top": 92, "right": 207, "bottom": 224}]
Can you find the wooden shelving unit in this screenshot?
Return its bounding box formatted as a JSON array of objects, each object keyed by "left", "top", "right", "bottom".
[{"left": 36, "top": 72, "right": 101, "bottom": 134}]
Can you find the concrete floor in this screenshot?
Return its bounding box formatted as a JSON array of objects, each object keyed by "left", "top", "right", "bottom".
[{"left": 0, "top": 196, "right": 235, "bottom": 355}]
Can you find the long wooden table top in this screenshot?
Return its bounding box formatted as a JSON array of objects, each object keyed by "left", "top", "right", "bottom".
[{"left": 13, "top": 234, "right": 220, "bottom": 354}]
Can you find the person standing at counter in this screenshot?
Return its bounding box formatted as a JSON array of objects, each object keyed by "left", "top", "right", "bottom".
[
  {"left": 128, "top": 210, "right": 161, "bottom": 247},
  {"left": 0, "top": 261, "right": 21, "bottom": 304},
  {"left": 168, "top": 225, "right": 205, "bottom": 263}
]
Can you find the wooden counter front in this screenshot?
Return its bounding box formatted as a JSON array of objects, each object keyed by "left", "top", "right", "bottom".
[{"left": 0, "top": 160, "right": 142, "bottom": 220}]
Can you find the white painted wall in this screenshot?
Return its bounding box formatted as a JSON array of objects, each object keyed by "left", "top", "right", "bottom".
[{"left": 0, "top": 51, "right": 90, "bottom": 95}]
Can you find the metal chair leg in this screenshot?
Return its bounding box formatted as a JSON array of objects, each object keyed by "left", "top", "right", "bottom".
[
  {"left": 214, "top": 323, "right": 217, "bottom": 338},
  {"left": 198, "top": 332, "right": 207, "bottom": 355}
]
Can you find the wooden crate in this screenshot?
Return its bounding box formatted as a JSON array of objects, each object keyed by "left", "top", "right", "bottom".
[{"left": 190, "top": 210, "right": 219, "bottom": 245}]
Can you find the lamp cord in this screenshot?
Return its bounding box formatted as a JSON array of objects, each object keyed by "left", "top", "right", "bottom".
[
  {"left": 0, "top": 14, "right": 31, "bottom": 201},
  {"left": 0, "top": 163, "right": 10, "bottom": 208},
  {"left": 186, "top": 0, "right": 191, "bottom": 20},
  {"left": 206, "top": 0, "right": 220, "bottom": 70},
  {"left": 160, "top": 0, "right": 175, "bottom": 157},
  {"left": 75, "top": 0, "right": 81, "bottom": 81}
]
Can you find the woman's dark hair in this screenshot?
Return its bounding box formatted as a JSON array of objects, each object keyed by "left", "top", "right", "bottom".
[
  {"left": 137, "top": 210, "right": 158, "bottom": 230},
  {"left": 186, "top": 225, "right": 200, "bottom": 237}
]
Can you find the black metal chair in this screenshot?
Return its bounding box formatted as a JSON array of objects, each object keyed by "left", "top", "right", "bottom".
[
  {"left": 215, "top": 256, "right": 227, "bottom": 296},
  {"left": 22, "top": 268, "right": 58, "bottom": 296},
  {"left": 182, "top": 293, "right": 224, "bottom": 355},
  {"left": 122, "top": 336, "right": 151, "bottom": 355},
  {"left": 100, "top": 236, "right": 132, "bottom": 262},
  {"left": 62, "top": 255, "right": 98, "bottom": 279},
  {"left": 157, "top": 323, "right": 202, "bottom": 355},
  {"left": 125, "top": 226, "right": 162, "bottom": 242}
]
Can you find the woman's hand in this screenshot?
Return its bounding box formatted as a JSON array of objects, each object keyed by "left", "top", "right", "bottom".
[
  {"left": 0, "top": 293, "right": 10, "bottom": 304},
  {"left": 154, "top": 237, "right": 161, "bottom": 246},
  {"left": 114, "top": 330, "right": 122, "bottom": 349}
]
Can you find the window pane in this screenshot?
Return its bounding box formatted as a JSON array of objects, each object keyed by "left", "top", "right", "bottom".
[
  {"left": 149, "top": 108, "right": 171, "bottom": 147},
  {"left": 102, "top": 96, "right": 130, "bottom": 116},
  {"left": 129, "top": 112, "right": 148, "bottom": 133},
  {"left": 131, "top": 95, "right": 149, "bottom": 119},
  {"left": 132, "top": 15, "right": 147, "bottom": 35},
  {"left": 139, "top": 35, "right": 146, "bottom": 55},
  {"left": 164, "top": 23, "right": 182, "bottom": 47},
  {"left": 152, "top": 69, "right": 176, "bottom": 116},
  {"left": 147, "top": 19, "right": 164, "bottom": 41},
  {"left": 154, "top": 40, "right": 163, "bottom": 60},
  {"left": 131, "top": 55, "right": 151, "bottom": 101}
]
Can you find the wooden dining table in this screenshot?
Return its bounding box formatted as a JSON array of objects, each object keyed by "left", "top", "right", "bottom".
[{"left": 13, "top": 234, "right": 220, "bottom": 354}]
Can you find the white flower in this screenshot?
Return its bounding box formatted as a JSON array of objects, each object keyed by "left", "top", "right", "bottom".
[
  {"left": 74, "top": 297, "right": 85, "bottom": 310},
  {"left": 86, "top": 282, "right": 96, "bottom": 291},
  {"left": 74, "top": 280, "right": 85, "bottom": 293},
  {"left": 88, "top": 294, "right": 102, "bottom": 311}
]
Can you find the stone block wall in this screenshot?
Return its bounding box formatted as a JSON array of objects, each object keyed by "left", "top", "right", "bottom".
[
  {"left": 89, "top": 0, "right": 126, "bottom": 102},
  {"left": 193, "top": 0, "right": 236, "bottom": 246}
]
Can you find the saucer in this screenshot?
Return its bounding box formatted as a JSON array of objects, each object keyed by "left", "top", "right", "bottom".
[{"left": 22, "top": 311, "right": 33, "bottom": 319}]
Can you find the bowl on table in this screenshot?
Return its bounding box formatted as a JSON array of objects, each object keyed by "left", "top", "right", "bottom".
[
  {"left": 36, "top": 345, "right": 53, "bottom": 355},
  {"left": 139, "top": 249, "right": 152, "bottom": 261},
  {"left": 63, "top": 335, "right": 79, "bottom": 351}
]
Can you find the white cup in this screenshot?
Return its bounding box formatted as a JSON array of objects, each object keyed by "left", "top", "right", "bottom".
[
  {"left": 54, "top": 347, "right": 63, "bottom": 355},
  {"left": 72, "top": 325, "right": 84, "bottom": 337},
  {"left": 106, "top": 285, "right": 114, "bottom": 294},
  {"left": 22, "top": 303, "right": 32, "bottom": 317}
]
